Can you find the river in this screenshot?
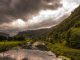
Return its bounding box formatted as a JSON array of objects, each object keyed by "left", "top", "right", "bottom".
[{"left": 0, "top": 49, "right": 62, "bottom": 60}]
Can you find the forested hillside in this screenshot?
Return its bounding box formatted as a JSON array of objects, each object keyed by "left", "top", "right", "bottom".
[
  {"left": 42, "top": 5, "right": 80, "bottom": 60},
  {"left": 47, "top": 5, "right": 80, "bottom": 49}
]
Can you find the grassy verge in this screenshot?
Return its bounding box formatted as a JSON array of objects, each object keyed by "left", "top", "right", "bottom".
[
  {"left": 0, "top": 39, "right": 34, "bottom": 52},
  {"left": 0, "top": 41, "right": 22, "bottom": 52},
  {"left": 45, "top": 42, "right": 80, "bottom": 60}
]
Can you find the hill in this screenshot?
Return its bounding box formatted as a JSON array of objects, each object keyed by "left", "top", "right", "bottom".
[
  {"left": 17, "top": 28, "right": 52, "bottom": 40},
  {"left": 47, "top": 5, "right": 80, "bottom": 49}
]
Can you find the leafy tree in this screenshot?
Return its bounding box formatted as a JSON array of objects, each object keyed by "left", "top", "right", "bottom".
[
  {"left": 12, "top": 35, "right": 25, "bottom": 41},
  {"left": 0, "top": 35, "right": 7, "bottom": 41},
  {"left": 66, "top": 28, "right": 80, "bottom": 49}
]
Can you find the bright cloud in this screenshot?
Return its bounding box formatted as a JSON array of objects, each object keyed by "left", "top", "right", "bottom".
[
  {"left": 26, "top": 0, "right": 80, "bottom": 29},
  {"left": 12, "top": 19, "right": 26, "bottom": 28}
]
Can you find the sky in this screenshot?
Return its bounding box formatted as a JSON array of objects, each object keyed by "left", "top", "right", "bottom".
[{"left": 0, "top": 0, "right": 80, "bottom": 35}]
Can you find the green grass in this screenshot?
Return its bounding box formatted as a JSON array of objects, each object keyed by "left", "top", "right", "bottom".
[
  {"left": 45, "top": 42, "right": 80, "bottom": 60},
  {"left": 0, "top": 41, "right": 22, "bottom": 52},
  {"left": 0, "top": 39, "right": 34, "bottom": 52},
  {"left": 0, "top": 41, "right": 21, "bottom": 45}
]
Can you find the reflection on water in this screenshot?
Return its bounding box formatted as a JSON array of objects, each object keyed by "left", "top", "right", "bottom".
[
  {"left": 0, "top": 56, "right": 16, "bottom": 60},
  {"left": 0, "top": 49, "right": 57, "bottom": 60},
  {"left": 0, "top": 56, "right": 28, "bottom": 60}
]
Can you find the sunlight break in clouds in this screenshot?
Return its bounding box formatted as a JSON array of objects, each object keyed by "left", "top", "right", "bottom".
[
  {"left": 12, "top": 19, "right": 26, "bottom": 28},
  {"left": 26, "top": 0, "right": 80, "bottom": 29},
  {"left": 61, "top": 0, "right": 79, "bottom": 12}
]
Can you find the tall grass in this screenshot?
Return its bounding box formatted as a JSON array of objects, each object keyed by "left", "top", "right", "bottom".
[
  {"left": 0, "top": 41, "right": 22, "bottom": 52},
  {"left": 45, "top": 42, "right": 80, "bottom": 60}
]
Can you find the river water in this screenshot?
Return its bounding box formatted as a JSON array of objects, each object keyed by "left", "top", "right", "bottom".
[{"left": 0, "top": 49, "right": 61, "bottom": 60}]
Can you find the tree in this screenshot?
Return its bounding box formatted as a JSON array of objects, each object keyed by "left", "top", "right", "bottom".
[
  {"left": 13, "top": 35, "right": 25, "bottom": 41},
  {"left": 66, "top": 28, "right": 80, "bottom": 49},
  {"left": 0, "top": 35, "right": 7, "bottom": 41}
]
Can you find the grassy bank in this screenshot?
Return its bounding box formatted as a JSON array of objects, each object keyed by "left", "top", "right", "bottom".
[
  {"left": 0, "top": 39, "right": 34, "bottom": 52},
  {"left": 0, "top": 41, "right": 22, "bottom": 52},
  {"left": 45, "top": 42, "right": 80, "bottom": 60},
  {"left": 0, "top": 40, "right": 80, "bottom": 60}
]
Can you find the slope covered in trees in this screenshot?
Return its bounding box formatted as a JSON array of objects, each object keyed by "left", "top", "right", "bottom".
[
  {"left": 42, "top": 5, "right": 80, "bottom": 60},
  {"left": 46, "top": 5, "right": 80, "bottom": 48}
]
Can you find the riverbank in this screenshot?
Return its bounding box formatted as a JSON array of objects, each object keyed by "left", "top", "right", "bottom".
[{"left": 0, "top": 41, "right": 79, "bottom": 60}]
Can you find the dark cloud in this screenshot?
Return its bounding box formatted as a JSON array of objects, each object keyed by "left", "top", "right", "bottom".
[
  {"left": 0, "top": 0, "right": 61, "bottom": 24},
  {"left": 10, "top": 0, "right": 61, "bottom": 15},
  {"left": 1, "top": 0, "right": 78, "bottom": 35}
]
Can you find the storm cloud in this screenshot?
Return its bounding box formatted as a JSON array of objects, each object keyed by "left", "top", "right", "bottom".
[
  {"left": 0, "top": 0, "right": 61, "bottom": 24},
  {"left": 0, "top": 0, "right": 80, "bottom": 35}
]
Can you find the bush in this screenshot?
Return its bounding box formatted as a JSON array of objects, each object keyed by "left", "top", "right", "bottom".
[
  {"left": 0, "top": 41, "right": 21, "bottom": 52},
  {"left": 66, "top": 28, "right": 80, "bottom": 49},
  {"left": 45, "top": 42, "right": 80, "bottom": 60}
]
